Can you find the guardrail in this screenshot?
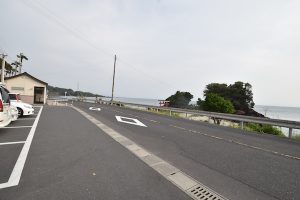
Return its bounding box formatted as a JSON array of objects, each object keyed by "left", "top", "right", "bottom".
[
  {"left": 47, "top": 98, "right": 68, "bottom": 106},
  {"left": 78, "top": 98, "right": 300, "bottom": 138}
]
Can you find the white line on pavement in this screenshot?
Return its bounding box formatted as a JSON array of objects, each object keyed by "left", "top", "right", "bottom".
[
  {"left": 0, "top": 106, "right": 43, "bottom": 189},
  {"left": 74, "top": 106, "right": 228, "bottom": 200},
  {"left": 115, "top": 116, "right": 147, "bottom": 127},
  {"left": 0, "top": 141, "right": 26, "bottom": 146},
  {"left": 2, "top": 126, "right": 33, "bottom": 129},
  {"left": 15, "top": 118, "right": 36, "bottom": 121}
]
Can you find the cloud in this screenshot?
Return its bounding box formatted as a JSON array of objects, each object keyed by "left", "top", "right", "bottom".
[{"left": 0, "top": 0, "right": 299, "bottom": 106}]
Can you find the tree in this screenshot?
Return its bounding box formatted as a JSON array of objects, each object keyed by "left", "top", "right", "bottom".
[
  {"left": 166, "top": 91, "right": 193, "bottom": 108},
  {"left": 204, "top": 81, "right": 254, "bottom": 113},
  {"left": 196, "top": 98, "right": 203, "bottom": 109},
  {"left": 17, "top": 53, "right": 28, "bottom": 74},
  {"left": 202, "top": 93, "right": 235, "bottom": 114}
]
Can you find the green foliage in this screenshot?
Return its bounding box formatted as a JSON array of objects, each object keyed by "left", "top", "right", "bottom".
[
  {"left": 47, "top": 85, "right": 103, "bottom": 97},
  {"left": 201, "top": 93, "right": 235, "bottom": 114},
  {"left": 166, "top": 91, "right": 193, "bottom": 108},
  {"left": 204, "top": 81, "right": 254, "bottom": 113},
  {"left": 196, "top": 98, "right": 203, "bottom": 109},
  {"left": 292, "top": 134, "right": 300, "bottom": 140},
  {"left": 245, "top": 123, "right": 285, "bottom": 136}
]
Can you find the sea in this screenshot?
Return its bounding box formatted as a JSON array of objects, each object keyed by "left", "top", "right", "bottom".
[{"left": 71, "top": 96, "right": 300, "bottom": 136}]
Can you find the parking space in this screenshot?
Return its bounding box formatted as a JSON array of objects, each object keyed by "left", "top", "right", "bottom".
[
  {"left": 0, "top": 106, "right": 42, "bottom": 189},
  {"left": 0, "top": 144, "right": 23, "bottom": 183}
]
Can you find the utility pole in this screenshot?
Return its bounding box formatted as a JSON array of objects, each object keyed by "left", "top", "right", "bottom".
[
  {"left": 111, "top": 55, "right": 117, "bottom": 101},
  {"left": 0, "top": 54, "right": 7, "bottom": 83}
]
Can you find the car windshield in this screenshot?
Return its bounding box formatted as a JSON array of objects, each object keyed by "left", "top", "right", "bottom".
[
  {"left": 9, "top": 94, "right": 21, "bottom": 101},
  {"left": 9, "top": 94, "right": 17, "bottom": 100}
]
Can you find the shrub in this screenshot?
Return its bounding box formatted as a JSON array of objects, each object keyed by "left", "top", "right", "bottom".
[
  {"left": 245, "top": 123, "right": 285, "bottom": 136},
  {"left": 202, "top": 93, "right": 235, "bottom": 114}
]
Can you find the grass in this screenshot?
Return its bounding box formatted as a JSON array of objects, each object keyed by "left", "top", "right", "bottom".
[
  {"left": 244, "top": 123, "right": 285, "bottom": 137},
  {"left": 134, "top": 106, "right": 294, "bottom": 140},
  {"left": 146, "top": 108, "right": 181, "bottom": 118},
  {"left": 292, "top": 134, "right": 300, "bottom": 141}
]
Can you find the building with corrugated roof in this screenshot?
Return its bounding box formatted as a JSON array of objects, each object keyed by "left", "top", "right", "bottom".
[{"left": 5, "top": 72, "right": 48, "bottom": 104}]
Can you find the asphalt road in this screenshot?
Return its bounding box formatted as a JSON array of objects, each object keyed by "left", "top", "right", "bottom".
[
  {"left": 0, "top": 102, "right": 299, "bottom": 200},
  {"left": 0, "top": 106, "right": 190, "bottom": 200},
  {"left": 74, "top": 101, "right": 300, "bottom": 200}
]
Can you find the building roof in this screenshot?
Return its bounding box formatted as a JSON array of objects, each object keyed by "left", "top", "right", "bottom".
[{"left": 5, "top": 72, "right": 48, "bottom": 85}]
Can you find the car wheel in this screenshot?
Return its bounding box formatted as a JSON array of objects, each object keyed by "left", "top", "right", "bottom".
[{"left": 17, "top": 108, "right": 23, "bottom": 117}]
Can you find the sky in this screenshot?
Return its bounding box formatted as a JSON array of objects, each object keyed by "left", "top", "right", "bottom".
[{"left": 0, "top": 0, "right": 299, "bottom": 107}]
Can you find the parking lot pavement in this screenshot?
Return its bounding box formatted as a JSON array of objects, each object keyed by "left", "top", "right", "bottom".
[
  {"left": 0, "top": 145, "right": 23, "bottom": 183},
  {"left": 0, "top": 106, "right": 42, "bottom": 190},
  {"left": 0, "top": 106, "right": 190, "bottom": 200}
]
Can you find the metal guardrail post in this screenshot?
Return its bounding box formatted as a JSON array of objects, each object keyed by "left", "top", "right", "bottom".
[
  {"left": 240, "top": 121, "right": 244, "bottom": 130},
  {"left": 288, "top": 128, "right": 293, "bottom": 138},
  {"left": 169, "top": 110, "right": 172, "bottom": 116}
]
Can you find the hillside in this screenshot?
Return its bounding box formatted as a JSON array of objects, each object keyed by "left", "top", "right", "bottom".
[{"left": 48, "top": 85, "right": 104, "bottom": 97}]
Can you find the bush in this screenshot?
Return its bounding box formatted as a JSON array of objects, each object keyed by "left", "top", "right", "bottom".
[
  {"left": 245, "top": 123, "right": 285, "bottom": 136},
  {"left": 202, "top": 93, "right": 235, "bottom": 114},
  {"left": 292, "top": 134, "right": 300, "bottom": 140}
]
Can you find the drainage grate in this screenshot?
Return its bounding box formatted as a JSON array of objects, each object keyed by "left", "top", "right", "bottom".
[{"left": 187, "top": 184, "right": 227, "bottom": 200}]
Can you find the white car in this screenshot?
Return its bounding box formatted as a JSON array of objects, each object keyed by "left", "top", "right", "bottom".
[
  {"left": 9, "top": 93, "right": 34, "bottom": 117},
  {"left": 0, "top": 85, "right": 12, "bottom": 127},
  {"left": 9, "top": 105, "right": 19, "bottom": 121}
]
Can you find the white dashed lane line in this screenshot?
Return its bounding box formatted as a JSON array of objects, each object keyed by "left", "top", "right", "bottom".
[
  {"left": 101, "top": 106, "right": 300, "bottom": 161},
  {"left": 169, "top": 124, "right": 300, "bottom": 161}
]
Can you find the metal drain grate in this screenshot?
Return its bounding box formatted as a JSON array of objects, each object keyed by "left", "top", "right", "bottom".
[{"left": 187, "top": 184, "right": 227, "bottom": 200}]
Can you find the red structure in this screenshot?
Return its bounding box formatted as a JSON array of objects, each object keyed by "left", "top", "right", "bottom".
[{"left": 158, "top": 100, "right": 170, "bottom": 107}]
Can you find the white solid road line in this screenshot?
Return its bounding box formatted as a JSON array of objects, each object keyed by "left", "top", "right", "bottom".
[
  {"left": 73, "top": 106, "right": 228, "bottom": 200},
  {"left": 1, "top": 126, "right": 33, "bottom": 129},
  {"left": 0, "top": 141, "right": 26, "bottom": 146},
  {"left": 0, "top": 106, "right": 43, "bottom": 189},
  {"left": 15, "top": 118, "right": 36, "bottom": 121}
]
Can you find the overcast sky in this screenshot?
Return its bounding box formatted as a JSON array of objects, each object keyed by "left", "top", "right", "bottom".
[{"left": 1, "top": 0, "right": 299, "bottom": 107}]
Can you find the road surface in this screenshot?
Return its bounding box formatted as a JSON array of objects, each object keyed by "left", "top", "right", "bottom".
[{"left": 0, "top": 102, "right": 299, "bottom": 200}]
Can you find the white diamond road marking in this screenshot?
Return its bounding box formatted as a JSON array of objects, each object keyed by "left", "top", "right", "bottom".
[
  {"left": 115, "top": 116, "right": 147, "bottom": 127},
  {"left": 73, "top": 106, "right": 228, "bottom": 200},
  {"left": 89, "top": 107, "right": 101, "bottom": 111}
]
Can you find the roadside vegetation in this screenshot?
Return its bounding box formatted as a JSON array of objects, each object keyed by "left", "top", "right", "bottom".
[
  {"left": 147, "top": 108, "right": 181, "bottom": 118},
  {"left": 244, "top": 123, "right": 285, "bottom": 137},
  {"left": 166, "top": 81, "right": 261, "bottom": 116},
  {"left": 164, "top": 81, "right": 290, "bottom": 138},
  {"left": 201, "top": 93, "right": 235, "bottom": 114},
  {"left": 292, "top": 134, "right": 300, "bottom": 141}
]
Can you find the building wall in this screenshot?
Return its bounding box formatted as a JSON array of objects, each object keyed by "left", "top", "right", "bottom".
[
  {"left": 5, "top": 75, "right": 47, "bottom": 104},
  {"left": 20, "top": 95, "right": 34, "bottom": 104}
]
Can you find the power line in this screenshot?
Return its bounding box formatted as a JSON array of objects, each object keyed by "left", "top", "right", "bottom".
[
  {"left": 21, "top": 0, "right": 114, "bottom": 57},
  {"left": 20, "top": 0, "right": 177, "bottom": 90}
]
